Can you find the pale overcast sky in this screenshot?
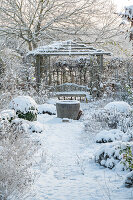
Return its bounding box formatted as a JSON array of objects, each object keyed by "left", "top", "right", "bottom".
[{"left": 113, "top": 0, "right": 133, "bottom": 11}]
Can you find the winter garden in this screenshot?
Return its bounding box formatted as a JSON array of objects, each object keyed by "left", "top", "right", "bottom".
[{"left": 0, "top": 0, "right": 133, "bottom": 200}]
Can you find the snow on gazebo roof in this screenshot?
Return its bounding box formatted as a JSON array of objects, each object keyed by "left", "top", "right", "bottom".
[{"left": 27, "top": 40, "right": 111, "bottom": 56}]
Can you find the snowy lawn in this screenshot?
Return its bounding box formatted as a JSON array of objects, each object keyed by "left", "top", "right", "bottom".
[{"left": 25, "top": 99, "right": 133, "bottom": 200}]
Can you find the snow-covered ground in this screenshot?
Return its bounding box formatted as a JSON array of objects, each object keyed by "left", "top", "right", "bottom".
[{"left": 26, "top": 99, "right": 133, "bottom": 200}]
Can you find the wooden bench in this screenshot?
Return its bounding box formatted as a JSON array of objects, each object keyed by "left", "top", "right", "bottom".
[{"left": 51, "top": 83, "right": 91, "bottom": 102}]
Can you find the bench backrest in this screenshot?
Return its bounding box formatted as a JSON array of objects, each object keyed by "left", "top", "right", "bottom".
[{"left": 51, "top": 83, "right": 90, "bottom": 92}]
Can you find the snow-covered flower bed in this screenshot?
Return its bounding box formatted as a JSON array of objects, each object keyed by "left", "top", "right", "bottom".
[
  {"left": 96, "top": 128, "right": 133, "bottom": 143},
  {"left": 38, "top": 103, "right": 56, "bottom": 115},
  {"left": 95, "top": 141, "right": 133, "bottom": 170},
  {"left": 9, "top": 96, "right": 38, "bottom": 121},
  {"left": 95, "top": 129, "right": 125, "bottom": 143}
]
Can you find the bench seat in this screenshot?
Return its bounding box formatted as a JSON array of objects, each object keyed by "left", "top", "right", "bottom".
[{"left": 56, "top": 91, "right": 90, "bottom": 101}]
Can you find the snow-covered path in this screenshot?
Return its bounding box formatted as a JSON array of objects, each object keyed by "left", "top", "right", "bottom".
[{"left": 30, "top": 114, "right": 133, "bottom": 200}]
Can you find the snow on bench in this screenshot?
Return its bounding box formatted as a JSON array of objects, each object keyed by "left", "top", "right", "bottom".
[{"left": 51, "top": 83, "right": 91, "bottom": 102}]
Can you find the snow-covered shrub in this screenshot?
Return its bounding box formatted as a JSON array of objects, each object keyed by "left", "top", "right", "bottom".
[
  {"left": 124, "top": 171, "right": 133, "bottom": 187},
  {"left": 29, "top": 121, "right": 44, "bottom": 133},
  {"left": 120, "top": 143, "right": 133, "bottom": 170},
  {"left": 104, "top": 101, "right": 132, "bottom": 131},
  {"left": 94, "top": 101, "right": 132, "bottom": 132},
  {"left": 11, "top": 118, "right": 30, "bottom": 131},
  {"left": 104, "top": 101, "right": 132, "bottom": 114},
  {"left": 38, "top": 103, "right": 56, "bottom": 115},
  {"left": 11, "top": 118, "right": 45, "bottom": 135},
  {"left": 95, "top": 142, "right": 122, "bottom": 169},
  {"left": 0, "top": 109, "right": 16, "bottom": 122},
  {"left": 122, "top": 84, "right": 133, "bottom": 103},
  {"left": 0, "top": 120, "right": 38, "bottom": 199},
  {"left": 9, "top": 96, "right": 38, "bottom": 121},
  {"left": 96, "top": 129, "right": 124, "bottom": 143},
  {"left": 95, "top": 142, "right": 133, "bottom": 170}
]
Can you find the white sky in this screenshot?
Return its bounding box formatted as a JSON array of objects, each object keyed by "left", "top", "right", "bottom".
[{"left": 113, "top": 0, "right": 133, "bottom": 11}]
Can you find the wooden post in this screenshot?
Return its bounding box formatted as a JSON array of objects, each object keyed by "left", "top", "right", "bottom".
[
  {"left": 53, "top": 70, "right": 55, "bottom": 85},
  {"left": 63, "top": 70, "right": 66, "bottom": 83},
  {"left": 75, "top": 71, "right": 77, "bottom": 83},
  {"left": 61, "top": 71, "right": 63, "bottom": 84},
  {"left": 69, "top": 70, "right": 71, "bottom": 82},
  {"left": 71, "top": 69, "right": 74, "bottom": 83},
  {"left": 35, "top": 55, "right": 41, "bottom": 90},
  {"left": 80, "top": 68, "right": 82, "bottom": 85},
  {"left": 40, "top": 56, "right": 44, "bottom": 78},
  {"left": 48, "top": 56, "right": 52, "bottom": 85},
  {"left": 42, "top": 55, "right": 48, "bottom": 85},
  {"left": 84, "top": 69, "right": 87, "bottom": 84},
  {"left": 100, "top": 55, "right": 103, "bottom": 72},
  {"left": 57, "top": 70, "right": 59, "bottom": 85}
]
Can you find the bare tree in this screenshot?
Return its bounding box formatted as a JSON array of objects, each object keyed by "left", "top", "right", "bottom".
[
  {"left": 59, "top": 0, "right": 121, "bottom": 46},
  {"left": 0, "top": 0, "right": 120, "bottom": 51}
]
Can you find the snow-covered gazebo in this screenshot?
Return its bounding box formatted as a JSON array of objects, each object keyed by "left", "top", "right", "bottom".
[{"left": 28, "top": 40, "right": 111, "bottom": 88}]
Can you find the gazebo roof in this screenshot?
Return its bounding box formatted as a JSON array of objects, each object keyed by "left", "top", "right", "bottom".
[{"left": 28, "top": 40, "right": 111, "bottom": 56}]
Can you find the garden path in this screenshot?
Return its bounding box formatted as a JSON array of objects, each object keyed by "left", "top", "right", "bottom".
[{"left": 29, "top": 106, "right": 133, "bottom": 200}]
